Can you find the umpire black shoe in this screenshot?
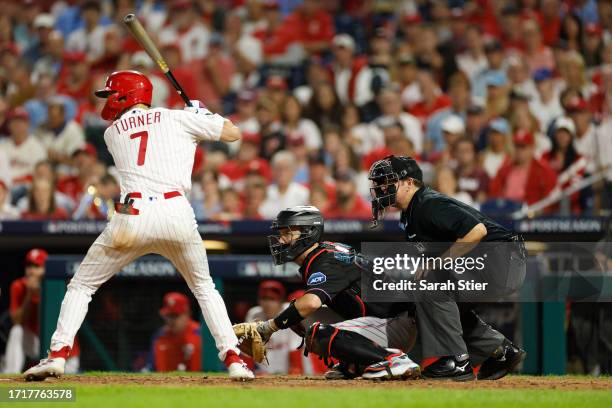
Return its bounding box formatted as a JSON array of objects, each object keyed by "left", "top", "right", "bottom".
[
  {"left": 422, "top": 354, "right": 475, "bottom": 381},
  {"left": 477, "top": 340, "right": 526, "bottom": 380}
]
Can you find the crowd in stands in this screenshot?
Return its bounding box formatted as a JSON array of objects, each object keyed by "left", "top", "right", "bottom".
[{"left": 0, "top": 0, "right": 610, "bottom": 222}]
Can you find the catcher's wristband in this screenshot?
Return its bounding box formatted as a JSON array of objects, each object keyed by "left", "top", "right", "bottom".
[{"left": 273, "top": 301, "right": 304, "bottom": 330}]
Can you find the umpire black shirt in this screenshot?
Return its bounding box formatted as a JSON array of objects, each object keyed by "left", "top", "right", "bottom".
[{"left": 400, "top": 187, "right": 514, "bottom": 243}]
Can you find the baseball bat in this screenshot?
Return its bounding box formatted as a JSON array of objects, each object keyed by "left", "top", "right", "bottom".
[{"left": 123, "top": 13, "right": 191, "bottom": 106}]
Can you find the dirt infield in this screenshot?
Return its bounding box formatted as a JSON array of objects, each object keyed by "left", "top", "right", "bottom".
[{"left": 2, "top": 374, "right": 611, "bottom": 390}]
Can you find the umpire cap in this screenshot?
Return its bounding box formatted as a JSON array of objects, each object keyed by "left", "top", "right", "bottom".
[{"left": 387, "top": 156, "right": 423, "bottom": 182}]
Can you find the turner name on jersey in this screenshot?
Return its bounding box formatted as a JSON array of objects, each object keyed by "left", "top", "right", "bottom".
[{"left": 104, "top": 107, "right": 225, "bottom": 196}]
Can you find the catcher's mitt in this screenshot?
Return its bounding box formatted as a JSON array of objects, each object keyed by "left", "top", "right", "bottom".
[{"left": 233, "top": 322, "right": 267, "bottom": 363}]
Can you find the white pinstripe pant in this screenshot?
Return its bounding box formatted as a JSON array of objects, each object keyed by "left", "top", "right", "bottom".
[{"left": 50, "top": 195, "right": 240, "bottom": 360}]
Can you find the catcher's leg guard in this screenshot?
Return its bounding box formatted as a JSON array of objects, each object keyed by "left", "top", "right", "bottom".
[{"left": 305, "top": 322, "right": 393, "bottom": 367}]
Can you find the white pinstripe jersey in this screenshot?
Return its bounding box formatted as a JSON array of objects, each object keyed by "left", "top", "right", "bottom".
[{"left": 104, "top": 107, "right": 224, "bottom": 196}]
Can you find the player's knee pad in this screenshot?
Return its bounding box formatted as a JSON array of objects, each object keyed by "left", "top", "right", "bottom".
[
  {"left": 304, "top": 322, "right": 335, "bottom": 363},
  {"left": 304, "top": 322, "right": 392, "bottom": 367}
]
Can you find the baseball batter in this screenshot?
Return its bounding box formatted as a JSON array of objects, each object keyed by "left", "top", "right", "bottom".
[{"left": 24, "top": 70, "right": 253, "bottom": 381}]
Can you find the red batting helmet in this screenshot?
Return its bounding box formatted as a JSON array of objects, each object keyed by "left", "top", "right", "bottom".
[{"left": 95, "top": 70, "right": 153, "bottom": 120}]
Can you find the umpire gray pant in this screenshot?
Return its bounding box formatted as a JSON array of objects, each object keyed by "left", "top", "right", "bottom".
[
  {"left": 414, "top": 300, "right": 505, "bottom": 365},
  {"left": 413, "top": 242, "right": 526, "bottom": 365}
]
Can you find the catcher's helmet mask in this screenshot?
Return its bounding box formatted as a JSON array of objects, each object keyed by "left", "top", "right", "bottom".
[
  {"left": 268, "top": 206, "right": 324, "bottom": 265},
  {"left": 368, "top": 155, "right": 422, "bottom": 227}
]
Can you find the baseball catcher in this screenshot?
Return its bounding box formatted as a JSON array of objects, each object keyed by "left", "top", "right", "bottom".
[{"left": 234, "top": 206, "right": 420, "bottom": 380}]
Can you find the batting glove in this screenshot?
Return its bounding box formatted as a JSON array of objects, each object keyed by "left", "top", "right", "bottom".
[{"left": 184, "top": 100, "right": 212, "bottom": 115}]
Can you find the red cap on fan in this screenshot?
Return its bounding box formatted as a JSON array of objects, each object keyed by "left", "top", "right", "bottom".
[
  {"left": 7, "top": 107, "right": 29, "bottom": 121},
  {"left": 63, "top": 51, "right": 87, "bottom": 63},
  {"left": 257, "top": 280, "right": 286, "bottom": 301},
  {"left": 585, "top": 23, "right": 603, "bottom": 37},
  {"left": 512, "top": 129, "right": 534, "bottom": 146},
  {"left": 242, "top": 132, "right": 261, "bottom": 144},
  {"left": 160, "top": 292, "right": 190, "bottom": 316},
  {"left": 25, "top": 248, "right": 48, "bottom": 267}
]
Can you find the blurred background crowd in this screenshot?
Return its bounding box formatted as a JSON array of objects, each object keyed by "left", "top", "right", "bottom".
[{"left": 0, "top": 0, "right": 611, "bottom": 222}]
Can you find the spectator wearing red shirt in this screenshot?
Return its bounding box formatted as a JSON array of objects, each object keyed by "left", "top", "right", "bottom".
[
  {"left": 159, "top": 43, "right": 199, "bottom": 109},
  {"left": 151, "top": 292, "right": 202, "bottom": 372},
  {"left": 408, "top": 67, "right": 452, "bottom": 125},
  {"left": 263, "top": 0, "right": 334, "bottom": 58},
  {"left": 4, "top": 249, "right": 79, "bottom": 374},
  {"left": 219, "top": 131, "right": 272, "bottom": 188},
  {"left": 191, "top": 34, "right": 235, "bottom": 113},
  {"left": 325, "top": 171, "right": 371, "bottom": 219},
  {"left": 253, "top": 0, "right": 283, "bottom": 46},
  {"left": 499, "top": 5, "right": 524, "bottom": 53},
  {"left": 57, "top": 52, "right": 92, "bottom": 103},
  {"left": 158, "top": 0, "right": 210, "bottom": 64},
  {"left": 304, "top": 150, "right": 336, "bottom": 204},
  {"left": 539, "top": 0, "right": 562, "bottom": 47},
  {"left": 489, "top": 130, "right": 557, "bottom": 208},
  {"left": 57, "top": 143, "right": 99, "bottom": 202},
  {"left": 21, "top": 177, "right": 69, "bottom": 220}
]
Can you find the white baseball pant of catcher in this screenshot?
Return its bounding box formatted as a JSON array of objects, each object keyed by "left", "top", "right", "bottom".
[{"left": 49, "top": 193, "right": 240, "bottom": 360}]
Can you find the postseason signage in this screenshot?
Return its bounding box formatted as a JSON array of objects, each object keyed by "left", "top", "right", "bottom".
[
  {"left": 45, "top": 255, "right": 299, "bottom": 280},
  {"left": 0, "top": 217, "right": 607, "bottom": 236}
]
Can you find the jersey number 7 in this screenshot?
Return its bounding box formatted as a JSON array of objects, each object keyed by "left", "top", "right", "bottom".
[{"left": 130, "top": 131, "right": 149, "bottom": 166}]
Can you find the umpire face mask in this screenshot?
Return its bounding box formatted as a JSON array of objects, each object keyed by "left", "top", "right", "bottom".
[{"left": 368, "top": 159, "right": 399, "bottom": 227}]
